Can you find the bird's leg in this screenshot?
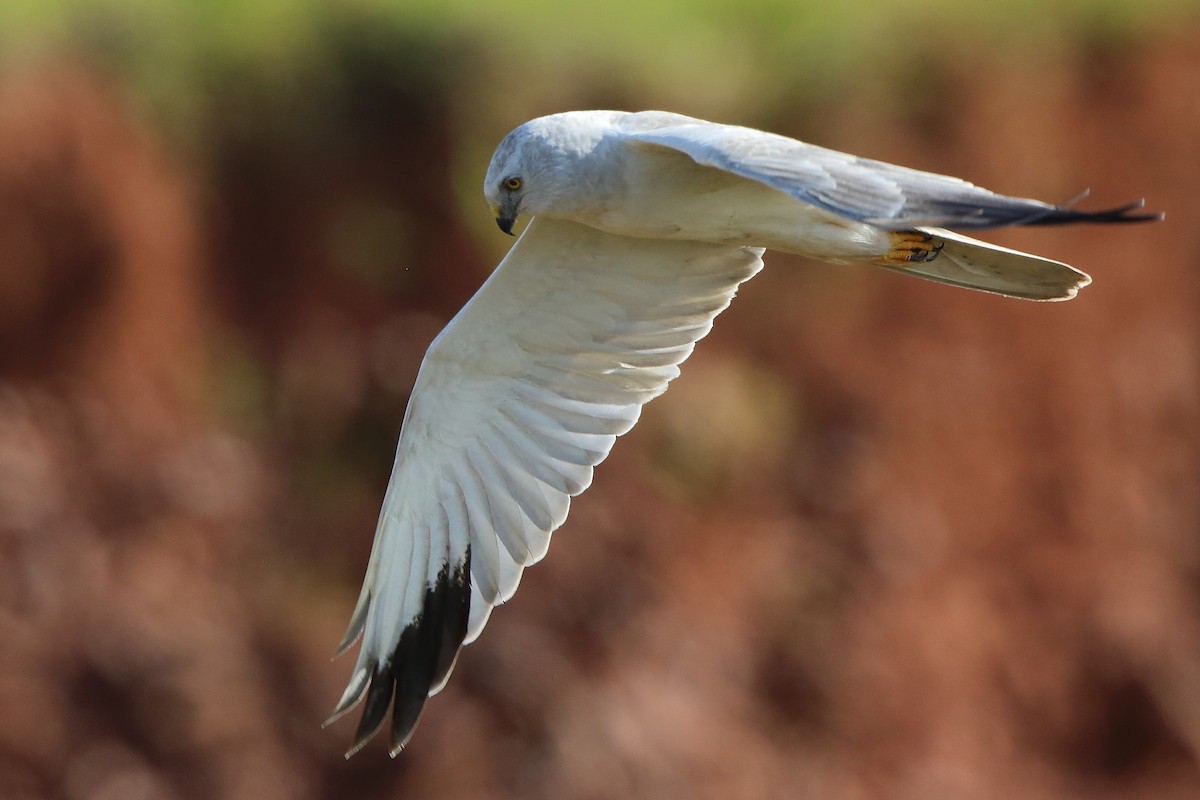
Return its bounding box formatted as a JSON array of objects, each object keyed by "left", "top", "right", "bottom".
[{"left": 874, "top": 231, "right": 944, "bottom": 265}]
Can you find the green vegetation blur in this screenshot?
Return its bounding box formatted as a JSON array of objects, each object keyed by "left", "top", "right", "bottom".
[{"left": 2, "top": 0, "right": 1194, "bottom": 156}]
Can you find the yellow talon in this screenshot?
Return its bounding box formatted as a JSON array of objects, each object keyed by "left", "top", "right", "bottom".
[{"left": 875, "top": 231, "right": 944, "bottom": 265}]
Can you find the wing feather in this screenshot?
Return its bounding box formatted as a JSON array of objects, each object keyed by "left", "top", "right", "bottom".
[
  {"left": 331, "top": 217, "right": 763, "bottom": 755},
  {"left": 457, "top": 458, "right": 505, "bottom": 603},
  {"left": 620, "top": 112, "right": 1158, "bottom": 230},
  {"left": 491, "top": 412, "right": 594, "bottom": 495}
]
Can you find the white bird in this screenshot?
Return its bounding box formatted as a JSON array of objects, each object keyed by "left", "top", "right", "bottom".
[{"left": 325, "top": 110, "right": 1160, "bottom": 756}]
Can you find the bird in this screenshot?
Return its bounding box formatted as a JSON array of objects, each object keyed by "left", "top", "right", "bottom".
[{"left": 324, "top": 110, "right": 1161, "bottom": 757}]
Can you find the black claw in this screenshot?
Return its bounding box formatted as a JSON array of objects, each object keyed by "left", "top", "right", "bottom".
[{"left": 918, "top": 239, "right": 945, "bottom": 263}]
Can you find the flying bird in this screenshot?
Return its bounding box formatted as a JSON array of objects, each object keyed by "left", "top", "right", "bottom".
[{"left": 325, "top": 110, "right": 1161, "bottom": 757}]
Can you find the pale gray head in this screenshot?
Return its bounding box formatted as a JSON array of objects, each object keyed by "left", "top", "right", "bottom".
[{"left": 483, "top": 111, "right": 620, "bottom": 235}]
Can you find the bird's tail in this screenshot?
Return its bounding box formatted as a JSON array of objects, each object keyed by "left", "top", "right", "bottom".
[{"left": 873, "top": 227, "right": 1092, "bottom": 301}]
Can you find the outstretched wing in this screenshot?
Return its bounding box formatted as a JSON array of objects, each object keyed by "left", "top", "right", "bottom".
[
  {"left": 620, "top": 112, "right": 1156, "bottom": 230},
  {"left": 328, "top": 218, "right": 763, "bottom": 757}
]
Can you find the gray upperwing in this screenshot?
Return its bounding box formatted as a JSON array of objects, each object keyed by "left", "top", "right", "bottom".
[{"left": 618, "top": 114, "right": 1102, "bottom": 231}]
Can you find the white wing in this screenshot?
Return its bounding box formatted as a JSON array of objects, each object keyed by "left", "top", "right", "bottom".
[
  {"left": 328, "top": 218, "right": 763, "bottom": 756},
  {"left": 618, "top": 112, "right": 1154, "bottom": 230}
]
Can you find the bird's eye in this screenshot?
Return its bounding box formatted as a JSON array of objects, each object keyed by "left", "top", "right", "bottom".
[{"left": 504, "top": 177, "right": 523, "bottom": 191}]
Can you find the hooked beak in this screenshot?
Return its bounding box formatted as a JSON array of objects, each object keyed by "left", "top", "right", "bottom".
[{"left": 493, "top": 198, "right": 519, "bottom": 236}]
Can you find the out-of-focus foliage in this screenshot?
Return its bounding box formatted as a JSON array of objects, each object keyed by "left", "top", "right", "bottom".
[
  {"left": 1, "top": 0, "right": 1196, "bottom": 146},
  {"left": 2, "top": 2, "right": 1200, "bottom": 799}
]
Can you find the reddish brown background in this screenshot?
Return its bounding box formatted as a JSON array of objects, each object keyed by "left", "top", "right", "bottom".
[{"left": 1, "top": 22, "right": 1199, "bottom": 800}]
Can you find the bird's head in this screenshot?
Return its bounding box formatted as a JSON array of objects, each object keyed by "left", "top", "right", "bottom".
[{"left": 483, "top": 112, "right": 614, "bottom": 235}]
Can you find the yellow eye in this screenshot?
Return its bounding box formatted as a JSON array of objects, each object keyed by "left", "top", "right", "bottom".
[{"left": 504, "top": 177, "right": 523, "bottom": 191}]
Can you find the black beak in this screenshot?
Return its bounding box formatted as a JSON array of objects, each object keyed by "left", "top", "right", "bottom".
[{"left": 495, "top": 214, "right": 516, "bottom": 236}]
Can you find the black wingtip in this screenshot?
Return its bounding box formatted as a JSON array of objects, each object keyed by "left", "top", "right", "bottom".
[
  {"left": 346, "top": 662, "right": 396, "bottom": 758},
  {"left": 432, "top": 557, "right": 472, "bottom": 692},
  {"left": 385, "top": 594, "right": 444, "bottom": 756},
  {"left": 893, "top": 192, "right": 1165, "bottom": 231},
  {"left": 343, "top": 555, "right": 473, "bottom": 758},
  {"left": 387, "top": 558, "right": 473, "bottom": 755},
  {"left": 1025, "top": 197, "right": 1164, "bottom": 226}
]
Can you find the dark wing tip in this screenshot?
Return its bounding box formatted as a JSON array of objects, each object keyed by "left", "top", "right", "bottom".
[
  {"left": 345, "top": 662, "right": 396, "bottom": 758},
  {"left": 342, "top": 556, "right": 472, "bottom": 759},
  {"left": 388, "top": 558, "right": 472, "bottom": 756},
  {"left": 865, "top": 192, "right": 1164, "bottom": 231},
  {"left": 431, "top": 558, "right": 472, "bottom": 695},
  {"left": 1024, "top": 197, "right": 1164, "bottom": 226}
]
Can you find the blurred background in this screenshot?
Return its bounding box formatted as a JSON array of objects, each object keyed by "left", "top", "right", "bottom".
[{"left": 1, "top": 1, "right": 1199, "bottom": 798}]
